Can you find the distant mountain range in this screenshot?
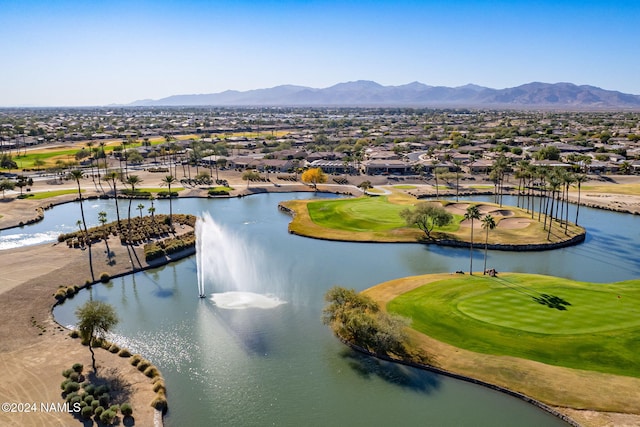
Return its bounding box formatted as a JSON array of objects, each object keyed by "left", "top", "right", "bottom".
[{"left": 130, "top": 81, "right": 640, "bottom": 109}]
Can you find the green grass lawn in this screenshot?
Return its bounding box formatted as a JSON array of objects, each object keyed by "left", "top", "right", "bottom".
[
  {"left": 392, "top": 185, "right": 417, "bottom": 190},
  {"left": 21, "top": 189, "right": 82, "bottom": 199},
  {"left": 307, "top": 196, "right": 461, "bottom": 233},
  {"left": 388, "top": 273, "right": 640, "bottom": 378}
]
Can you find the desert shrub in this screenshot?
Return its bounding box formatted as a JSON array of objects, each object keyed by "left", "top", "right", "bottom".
[
  {"left": 98, "top": 393, "right": 110, "bottom": 407},
  {"left": 144, "top": 242, "right": 164, "bottom": 261},
  {"left": 118, "top": 348, "right": 132, "bottom": 357},
  {"left": 69, "top": 395, "right": 82, "bottom": 406},
  {"left": 83, "top": 394, "right": 94, "bottom": 405},
  {"left": 84, "top": 384, "right": 96, "bottom": 396},
  {"left": 64, "top": 381, "right": 80, "bottom": 394},
  {"left": 137, "top": 359, "right": 151, "bottom": 372},
  {"left": 130, "top": 354, "right": 142, "bottom": 366},
  {"left": 109, "top": 404, "right": 120, "bottom": 413},
  {"left": 152, "top": 380, "right": 166, "bottom": 393},
  {"left": 100, "top": 272, "right": 110, "bottom": 283},
  {"left": 108, "top": 344, "right": 120, "bottom": 353},
  {"left": 120, "top": 402, "right": 133, "bottom": 417},
  {"left": 94, "top": 406, "right": 104, "bottom": 417},
  {"left": 81, "top": 405, "right": 94, "bottom": 419},
  {"left": 61, "top": 379, "right": 70, "bottom": 390},
  {"left": 54, "top": 289, "right": 67, "bottom": 301},
  {"left": 72, "top": 362, "right": 83, "bottom": 373},
  {"left": 99, "top": 409, "right": 117, "bottom": 425},
  {"left": 151, "top": 392, "right": 168, "bottom": 412},
  {"left": 64, "top": 391, "right": 78, "bottom": 402},
  {"left": 95, "top": 384, "right": 109, "bottom": 396},
  {"left": 69, "top": 330, "right": 80, "bottom": 338},
  {"left": 144, "top": 366, "right": 159, "bottom": 378},
  {"left": 62, "top": 368, "right": 73, "bottom": 378},
  {"left": 91, "top": 399, "right": 100, "bottom": 410},
  {"left": 68, "top": 371, "right": 80, "bottom": 382}
]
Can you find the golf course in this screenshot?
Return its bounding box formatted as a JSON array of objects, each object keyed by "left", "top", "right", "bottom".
[{"left": 280, "top": 190, "right": 585, "bottom": 247}]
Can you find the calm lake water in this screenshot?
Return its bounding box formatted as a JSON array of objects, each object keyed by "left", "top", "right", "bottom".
[{"left": 47, "top": 192, "right": 640, "bottom": 426}]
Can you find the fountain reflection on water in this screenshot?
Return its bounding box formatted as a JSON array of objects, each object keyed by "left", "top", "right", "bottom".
[{"left": 195, "top": 211, "right": 286, "bottom": 309}]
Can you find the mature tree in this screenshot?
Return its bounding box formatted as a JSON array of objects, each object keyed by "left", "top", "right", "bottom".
[
  {"left": 322, "top": 286, "right": 408, "bottom": 356},
  {"left": 357, "top": 180, "right": 373, "bottom": 193},
  {"left": 481, "top": 214, "right": 497, "bottom": 274},
  {"left": 464, "top": 205, "right": 481, "bottom": 275},
  {"left": 301, "top": 167, "right": 327, "bottom": 190},
  {"left": 75, "top": 300, "right": 119, "bottom": 372},
  {"left": 0, "top": 178, "right": 15, "bottom": 198},
  {"left": 241, "top": 170, "right": 260, "bottom": 188},
  {"left": 399, "top": 202, "right": 453, "bottom": 239},
  {"left": 545, "top": 173, "right": 562, "bottom": 240},
  {"left": 161, "top": 175, "right": 177, "bottom": 229}
]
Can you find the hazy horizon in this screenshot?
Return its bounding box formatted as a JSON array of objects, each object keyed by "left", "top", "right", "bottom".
[{"left": 2, "top": 0, "right": 639, "bottom": 107}]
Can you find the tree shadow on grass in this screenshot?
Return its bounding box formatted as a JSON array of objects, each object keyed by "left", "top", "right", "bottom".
[
  {"left": 340, "top": 348, "right": 441, "bottom": 394},
  {"left": 532, "top": 293, "right": 571, "bottom": 310}
]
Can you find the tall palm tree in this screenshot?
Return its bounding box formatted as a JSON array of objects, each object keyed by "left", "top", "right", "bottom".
[
  {"left": 464, "top": 205, "right": 481, "bottom": 275},
  {"left": 69, "top": 169, "right": 95, "bottom": 282},
  {"left": 573, "top": 173, "right": 587, "bottom": 226},
  {"left": 103, "top": 171, "right": 122, "bottom": 230},
  {"left": 125, "top": 175, "right": 142, "bottom": 235},
  {"left": 481, "top": 214, "right": 497, "bottom": 275},
  {"left": 98, "top": 210, "right": 111, "bottom": 262},
  {"left": 546, "top": 173, "right": 562, "bottom": 240},
  {"left": 137, "top": 203, "right": 145, "bottom": 218},
  {"left": 161, "top": 174, "right": 177, "bottom": 229}
]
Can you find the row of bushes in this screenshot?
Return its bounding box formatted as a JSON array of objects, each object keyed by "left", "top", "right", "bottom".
[
  {"left": 69, "top": 333, "right": 168, "bottom": 413},
  {"left": 144, "top": 231, "right": 196, "bottom": 261}
]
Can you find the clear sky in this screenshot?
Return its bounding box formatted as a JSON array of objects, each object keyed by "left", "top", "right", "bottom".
[{"left": 1, "top": 0, "right": 639, "bottom": 106}]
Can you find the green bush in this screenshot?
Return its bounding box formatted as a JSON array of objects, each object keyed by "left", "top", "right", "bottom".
[
  {"left": 95, "top": 384, "right": 110, "bottom": 396},
  {"left": 68, "top": 371, "right": 80, "bottom": 382},
  {"left": 152, "top": 380, "right": 166, "bottom": 393},
  {"left": 98, "top": 392, "right": 110, "bottom": 407},
  {"left": 64, "top": 381, "right": 80, "bottom": 394},
  {"left": 81, "top": 405, "right": 94, "bottom": 419},
  {"left": 62, "top": 368, "right": 73, "bottom": 378},
  {"left": 84, "top": 384, "right": 96, "bottom": 396},
  {"left": 118, "top": 348, "right": 132, "bottom": 357},
  {"left": 108, "top": 344, "right": 120, "bottom": 353},
  {"left": 69, "top": 330, "right": 80, "bottom": 338},
  {"left": 69, "top": 395, "right": 82, "bottom": 406},
  {"left": 100, "top": 272, "right": 110, "bottom": 283},
  {"left": 83, "top": 394, "right": 94, "bottom": 405},
  {"left": 120, "top": 402, "right": 133, "bottom": 417},
  {"left": 72, "top": 362, "right": 83, "bottom": 373},
  {"left": 109, "top": 404, "right": 120, "bottom": 413},
  {"left": 99, "top": 409, "right": 116, "bottom": 425},
  {"left": 94, "top": 405, "right": 104, "bottom": 417},
  {"left": 64, "top": 391, "right": 78, "bottom": 403}
]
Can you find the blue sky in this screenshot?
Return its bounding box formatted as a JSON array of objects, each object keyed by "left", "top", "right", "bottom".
[{"left": 1, "top": 0, "right": 638, "bottom": 106}]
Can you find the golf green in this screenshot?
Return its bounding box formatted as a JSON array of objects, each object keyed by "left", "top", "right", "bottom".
[{"left": 387, "top": 273, "right": 640, "bottom": 377}]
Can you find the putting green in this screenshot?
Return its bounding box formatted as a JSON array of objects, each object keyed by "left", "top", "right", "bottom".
[{"left": 387, "top": 273, "right": 640, "bottom": 377}]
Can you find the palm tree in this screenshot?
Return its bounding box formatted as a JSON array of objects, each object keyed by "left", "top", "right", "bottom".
[
  {"left": 69, "top": 169, "right": 95, "bottom": 282},
  {"left": 137, "top": 203, "right": 145, "bottom": 218},
  {"left": 103, "top": 171, "right": 122, "bottom": 230},
  {"left": 573, "top": 173, "right": 587, "bottom": 226},
  {"left": 464, "top": 205, "right": 481, "bottom": 275},
  {"left": 161, "top": 175, "right": 177, "bottom": 229},
  {"left": 98, "top": 210, "right": 111, "bottom": 262},
  {"left": 546, "top": 173, "right": 562, "bottom": 240},
  {"left": 125, "top": 175, "right": 142, "bottom": 235},
  {"left": 481, "top": 214, "right": 497, "bottom": 275}
]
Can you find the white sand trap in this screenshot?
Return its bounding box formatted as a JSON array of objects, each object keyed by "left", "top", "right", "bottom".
[
  {"left": 210, "top": 291, "right": 286, "bottom": 310},
  {"left": 497, "top": 218, "right": 533, "bottom": 229}
]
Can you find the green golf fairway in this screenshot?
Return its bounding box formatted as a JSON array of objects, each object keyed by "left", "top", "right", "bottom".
[
  {"left": 307, "top": 196, "right": 460, "bottom": 233},
  {"left": 387, "top": 273, "right": 640, "bottom": 377}
]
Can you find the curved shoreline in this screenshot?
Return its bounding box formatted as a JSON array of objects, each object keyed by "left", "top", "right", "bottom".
[
  {"left": 0, "top": 184, "right": 636, "bottom": 427},
  {"left": 341, "top": 339, "right": 581, "bottom": 427}
]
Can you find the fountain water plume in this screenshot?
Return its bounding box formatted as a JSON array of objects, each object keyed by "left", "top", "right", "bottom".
[{"left": 195, "top": 212, "right": 285, "bottom": 309}]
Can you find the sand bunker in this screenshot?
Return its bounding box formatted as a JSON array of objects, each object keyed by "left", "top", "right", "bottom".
[
  {"left": 497, "top": 218, "right": 533, "bottom": 229},
  {"left": 488, "top": 209, "right": 515, "bottom": 217}
]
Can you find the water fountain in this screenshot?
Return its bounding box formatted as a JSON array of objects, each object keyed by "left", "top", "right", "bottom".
[{"left": 195, "top": 212, "right": 286, "bottom": 309}]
